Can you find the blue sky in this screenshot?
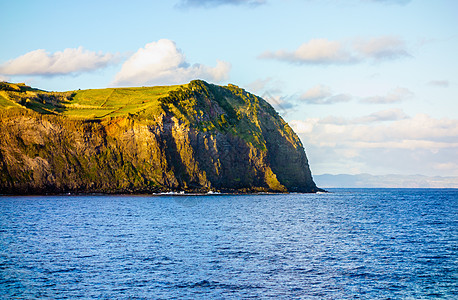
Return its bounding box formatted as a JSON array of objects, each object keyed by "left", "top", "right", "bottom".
[{"left": 1, "top": 0, "right": 457, "bottom": 177}]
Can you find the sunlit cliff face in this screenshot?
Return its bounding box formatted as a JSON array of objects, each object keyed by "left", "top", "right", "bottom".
[{"left": 0, "top": 80, "right": 320, "bottom": 194}]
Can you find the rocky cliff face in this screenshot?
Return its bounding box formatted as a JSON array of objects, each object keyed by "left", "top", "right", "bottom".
[{"left": 0, "top": 80, "right": 320, "bottom": 194}]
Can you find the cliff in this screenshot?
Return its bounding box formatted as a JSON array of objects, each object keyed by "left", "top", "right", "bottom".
[{"left": 0, "top": 80, "right": 320, "bottom": 194}]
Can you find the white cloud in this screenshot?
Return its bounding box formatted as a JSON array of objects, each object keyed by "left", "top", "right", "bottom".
[
  {"left": 290, "top": 118, "right": 318, "bottom": 135},
  {"left": 0, "top": 47, "right": 118, "bottom": 76},
  {"left": 112, "top": 39, "right": 231, "bottom": 87},
  {"left": 300, "top": 85, "right": 332, "bottom": 101},
  {"left": 292, "top": 112, "right": 458, "bottom": 149},
  {"left": 259, "top": 36, "right": 410, "bottom": 65},
  {"left": 291, "top": 112, "right": 458, "bottom": 176},
  {"left": 246, "top": 77, "right": 284, "bottom": 94},
  {"left": 356, "top": 108, "right": 408, "bottom": 123},
  {"left": 297, "top": 85, "right": 414, "bottom": 106},
  {"left": 299, "top": 85, "right": 352, "bottom": 105},
  {"left": 259, "top": 39, "right": 356, "bottom": 65},
  {"left": 328, "top": 94, "right": 353, "bottom": 103},
  {"left": 354, "top": 36, "right": 410, "bottom": 60},
  {"left": 361, "top": 87, "right": 413, "bottom": 103},
  {"left": 316, "top": 109, "right": 408, "bottom": 125},
  {"left": 263, "top": 92, "right": 296, "bottom": 113},
  {"left": 434, "top": 162, "right": 458, "bottom": 171},
  {"left": 428, "top": 80, "right": 449, "bottom": 88}
]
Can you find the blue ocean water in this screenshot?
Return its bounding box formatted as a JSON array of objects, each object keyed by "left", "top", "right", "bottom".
[{"left": 0, "top": 189, "right": 456, "bottom": 299}]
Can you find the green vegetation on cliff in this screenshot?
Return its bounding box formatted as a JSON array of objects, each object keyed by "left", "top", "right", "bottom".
[{"left": 0, "top": 80, "right": 320, "bottom": 194}]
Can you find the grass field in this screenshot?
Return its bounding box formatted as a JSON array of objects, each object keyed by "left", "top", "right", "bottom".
[
  {"left": 0, "top": 82, "right": 184, "bottom": 119},
  {"left": 0, "top": 91, "right": 23, "bottom": 109},
  {"left": 62, "top": 85, "right": 183, "bottom": 119}
]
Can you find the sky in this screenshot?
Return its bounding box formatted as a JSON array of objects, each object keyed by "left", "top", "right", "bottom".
[{"left": 1, "top": 0, "right": 457, "bottom": 177}]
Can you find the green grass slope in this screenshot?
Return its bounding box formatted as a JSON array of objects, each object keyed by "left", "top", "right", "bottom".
[{"left": 0, "top": 81, "right": 182, "bottom": 119}]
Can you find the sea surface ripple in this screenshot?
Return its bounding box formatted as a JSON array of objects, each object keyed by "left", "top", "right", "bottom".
[{"left": 0, "top": 189, "right": 457, "bottom": 299}]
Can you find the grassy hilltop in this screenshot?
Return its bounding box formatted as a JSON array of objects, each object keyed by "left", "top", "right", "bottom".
[
  {"left": 0, "top": 80, "right": 319, "bottom": 194},
  {"left": 0, "top": 81, "right": 179, "bottom": 119}
]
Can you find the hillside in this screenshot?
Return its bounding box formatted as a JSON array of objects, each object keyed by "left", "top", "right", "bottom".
[{"left": 0, "top": 80, "right": 320, "bottom": 194}]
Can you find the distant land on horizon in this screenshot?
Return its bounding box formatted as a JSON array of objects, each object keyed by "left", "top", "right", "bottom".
[{"left": 313, "top": 173, "right": 458, "bottom": 189}]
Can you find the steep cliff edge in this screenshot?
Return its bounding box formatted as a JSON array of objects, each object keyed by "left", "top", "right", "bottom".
[{"left": 0, "top": 80, "right": 321, "bottom": 194}]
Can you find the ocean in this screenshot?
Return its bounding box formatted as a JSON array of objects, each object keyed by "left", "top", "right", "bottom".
[{"left": 1, "top": 189, "right": 457, "bottom": 299}]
